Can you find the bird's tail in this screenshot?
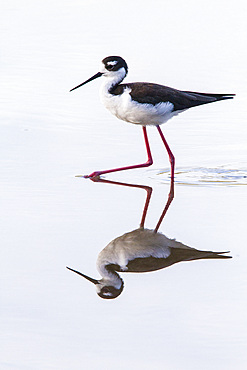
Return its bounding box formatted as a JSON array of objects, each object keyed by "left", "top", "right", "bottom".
[
  {"left": 197, "top": 250, "right": 232, "bottom": 259},
  {"left": 184, "top": 250, "right": 232, "bottom": 261},
  {"left": 185, "top": 91, "right": 235, "bottom": 101}
]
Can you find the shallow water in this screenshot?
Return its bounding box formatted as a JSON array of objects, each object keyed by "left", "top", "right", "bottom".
[
  {"left": 1, "top": 1, "right": 247, "bottom": 369},
  {"left": 156, "top": 166, "right": 247, "bottom": 186}
]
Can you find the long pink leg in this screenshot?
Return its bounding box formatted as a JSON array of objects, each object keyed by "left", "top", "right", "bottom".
[
  {"left": 154, "top": 177, "right": 174, "bottom": 232},
  {"left": 84, "top": 126, "right": 153, "bottom": 178},
  {"left": 139, "top": 185, "right": 152, "bottom": 228},
  {"left": 156, "top": 125, "right": 175, "bottom": 181},
  {"left": 89, "top": 175, "right": 173, "bottom": 232},
  {"left": 89, "top": 177, "right": 153, "bottom": 228}
]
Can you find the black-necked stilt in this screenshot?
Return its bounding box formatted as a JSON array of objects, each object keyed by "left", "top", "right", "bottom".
[
  {"left": 70, "top": 56, "right": 235, "bottom": 179},
  {"left": 67, "top": 229, "right": 231, "bottom": 299},
  {"left": 67, "top": 178, "right": 231, "bottom": 299}
]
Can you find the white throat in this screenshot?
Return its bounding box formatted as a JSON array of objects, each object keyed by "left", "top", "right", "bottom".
[{"left": 101, "top": 67, "right": 126, "bottom": 93}]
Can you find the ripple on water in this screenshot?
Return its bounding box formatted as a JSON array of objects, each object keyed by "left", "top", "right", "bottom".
[{"left": 154, "top": 166, "right": 247, "bottom": 186}]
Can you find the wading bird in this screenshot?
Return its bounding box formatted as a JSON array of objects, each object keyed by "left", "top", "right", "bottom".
[{"left": 70, "top": 56, "right": 234, "bottom": 179}]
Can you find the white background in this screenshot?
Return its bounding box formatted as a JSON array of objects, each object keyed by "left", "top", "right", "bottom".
[{"left": 1, "top": 1, "right": 247, "bottom": 369}]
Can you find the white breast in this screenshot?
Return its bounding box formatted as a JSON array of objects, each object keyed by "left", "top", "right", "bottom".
[
  {"left": 97, "top": 229, "right": 172, "bottom": 272},
  {"left": 100, "top": 83, "right": 179, "bottom": 126}
]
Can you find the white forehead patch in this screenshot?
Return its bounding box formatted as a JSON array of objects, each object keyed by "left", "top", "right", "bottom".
[{"left": 107, "top": 60, "right": 118, "bottom": 66}]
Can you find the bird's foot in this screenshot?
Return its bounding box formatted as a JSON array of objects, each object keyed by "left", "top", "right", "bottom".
[{"left": 83, "top": 171, "right": 102, "bottom": 180}]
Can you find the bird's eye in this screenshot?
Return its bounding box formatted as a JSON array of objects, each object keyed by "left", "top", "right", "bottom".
[
  {"left": 106, "top": 64, "right": 114, "bottom": 70},
  {"left": 106, "top": 61, "right": 118, "bottom": 70},
  {"left": 102, "top": 287, "right": 110, "bottom": 293}
]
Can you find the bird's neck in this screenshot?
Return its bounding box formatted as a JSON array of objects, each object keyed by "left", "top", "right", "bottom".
[
  {"left": 101, "top": 67, "right": 126, "bottom": 94},
  {"left": 98, "top": 263, "right": 123, "bottom": 289}
]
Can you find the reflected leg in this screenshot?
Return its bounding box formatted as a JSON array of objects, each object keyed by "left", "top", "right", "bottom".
[
  {"left": 89, "top": 173, "right": 174, "bottom": 231},
  {"left": 89, "top": 176, "right": 153, "bottom": 228},
  {"left": 154, "top": 177, "right": 174, "bottom": 232}
]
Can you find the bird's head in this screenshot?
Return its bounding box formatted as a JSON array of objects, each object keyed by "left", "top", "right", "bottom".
[
  {"left": 70, "top": 56, "right": 128, "bottom": 92},
  {"left": 66, "top": 266, "right": 124, "bottom": 299}
]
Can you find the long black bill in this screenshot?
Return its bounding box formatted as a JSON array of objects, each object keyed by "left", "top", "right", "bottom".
[
  {"left": 70, "top": 72, "right": 103, "bottom": 92},
  {"left": 66, "top": 266, "right": 99, "bottom": 285}
]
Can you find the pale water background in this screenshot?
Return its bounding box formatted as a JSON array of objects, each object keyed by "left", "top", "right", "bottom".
[{"left": 1, "top": 1, "right": 247, "bottom": 369}]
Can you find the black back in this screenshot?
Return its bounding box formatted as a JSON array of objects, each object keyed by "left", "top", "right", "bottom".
[{"left": 110, "top": 82, "right": 235, "bottom": 111}]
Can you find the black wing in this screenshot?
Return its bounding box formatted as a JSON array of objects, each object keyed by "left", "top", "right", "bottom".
[
  {"left": 108, "top": 248, "right": 231, "bottom": 273},
  {"left": 111, "top": 82, "right": 235, "bottom": 111}
]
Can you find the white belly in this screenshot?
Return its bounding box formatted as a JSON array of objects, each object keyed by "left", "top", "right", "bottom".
[
  {"left": 100, "top": 86, "right": 180, "bottom": 126},
  {"left": 97, "top": 228, "right": 172, "bottom": 272}
]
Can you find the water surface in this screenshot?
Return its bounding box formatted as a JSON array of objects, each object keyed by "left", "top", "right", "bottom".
[{"left": 1, "top": 1, "right": 247, "bottom": 369}]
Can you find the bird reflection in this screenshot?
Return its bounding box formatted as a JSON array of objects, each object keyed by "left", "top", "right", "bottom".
[{"left": 67, "top": 178, "right": 231, "bottom": 299}]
